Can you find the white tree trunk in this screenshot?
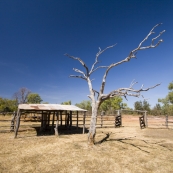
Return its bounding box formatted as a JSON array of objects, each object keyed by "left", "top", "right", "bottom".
[{"left": 88, "top": 103, "right": 99, "bottom": 145}]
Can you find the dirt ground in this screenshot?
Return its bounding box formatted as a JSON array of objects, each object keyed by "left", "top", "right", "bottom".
[{"left": 0, "top": 115, "right": 173, "bottom": 173}]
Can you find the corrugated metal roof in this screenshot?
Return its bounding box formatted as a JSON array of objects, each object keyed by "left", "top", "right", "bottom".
[{"left": 18, "top": 104, "right": 87, "bottom": 111}]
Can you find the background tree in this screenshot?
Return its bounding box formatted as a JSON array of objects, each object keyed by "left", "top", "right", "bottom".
[
  {"left": 134, "top": 101, "right": 143, "bottom": 111},
  {"left": 61, "top": 100, "right": 71, "bottom": 105},
  {"left": 0, "top": 97, "right": 17, "bottom": 113},
  {"left": 13, "top": 87, "right": 31, "bottom": 104},
  {"left": 66, "top": 24, "right": 165, "bottom": 144},
  {"left": 75, "top": 100, "right": 92, "bottom": 111},
  {"left": 99, "top": 97, "right": 123, "bottom": 114},
  {"left": 134, "top": 100, "right": 151, "bottom": 113},
  {"left": 158, "top": 81, "right": 173, "bottom": 115},
  {"left": 27, "top": 93, "right": 43, "bottom": 104},
  {"left": 151, "top": 103, "right": 162, "bottom": 115}
]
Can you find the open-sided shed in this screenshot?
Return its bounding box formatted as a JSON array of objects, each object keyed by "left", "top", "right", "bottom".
[{"left": 14, "top": 104, "right": 87, "bottom": 138}]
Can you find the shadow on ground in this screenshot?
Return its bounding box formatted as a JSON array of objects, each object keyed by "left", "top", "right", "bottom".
[{"left": 33, "top": 126, "right": 89, "bottom": 136}]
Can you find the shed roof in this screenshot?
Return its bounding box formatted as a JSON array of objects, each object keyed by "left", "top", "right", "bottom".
[{"left": 18, "top": 104, "right": 87, "bottom": 111}]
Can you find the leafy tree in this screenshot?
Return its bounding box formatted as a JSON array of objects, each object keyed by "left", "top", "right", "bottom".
[
  {"left": 151, "top": 103, "right": 162, "bottom": 115},
  {"left": 75, "top": 100, "right": 91, "bottom": 111},
  {"left": 27, "top": 93, "right": 43, "bottom": 104},
  {"left": 168, "top": 81, "right": 173, "bottom": 104},
  {"left": 66, "top": 24, "right": 165, "bottom": 144},
  {"left": 0, "top": 97, "right": 17, "bottom": 113},
  {"left": 99, "top": 97, "right": 123, "bottom": 113},
  {"left": 61, "top": 100, "right": 71, "bottom": 105},
  {"left": 158, "top": 81, "right": 173, "bottom": 115},
  {"left": 143, "top": 100, "right": 151, "bottom": 112},
  {"left": 134, "top": 100, "right": 150, "bottom": 114},
  {"left": 134, "top": 101, "right": 143, "bottom": 110}
]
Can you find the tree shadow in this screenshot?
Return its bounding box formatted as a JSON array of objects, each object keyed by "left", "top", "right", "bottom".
[{"left": 95, "top": 133, "right": 150, "bottom": 153}]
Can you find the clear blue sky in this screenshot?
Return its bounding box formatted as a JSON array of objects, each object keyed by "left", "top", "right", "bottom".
[{"left": 0, "top": 0, "right": 173, "bottom": 108}]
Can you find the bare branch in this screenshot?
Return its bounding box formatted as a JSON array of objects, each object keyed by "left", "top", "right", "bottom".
[
  {"left": 65, "top": 54, "right": 89, "bottom": 76},
  {"left": 100, "top": 23, "right": 165, "bottom": 95},
  {"left": 100, "top": 83, "right": 161, "bottom": 101},
  {"left": 129, "top": 79, "right": 138, "bottom": 88},
  {"left": 90, "top": 44, "right": 117, "bottom": 74},
  {"left": 73, "top": 68, "right": 86, "bottom": 77},
  {"left": 69, "top": 75, "right": 87, "bottom": 81},
  {"left": 90, "top": 66, "right": 109, "bottom": 74}
]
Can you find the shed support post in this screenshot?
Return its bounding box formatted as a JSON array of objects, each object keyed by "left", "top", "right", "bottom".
[
  {"left": 60, "top": 111, "right": 62, "bottom": 126},
  {"left": 51, "top": 111, "right": 55, "bottom": 132},
  {"left": 65, "top": 111, "right": 67, "bottom": 127},
  {"left": 14, "top": 109, "right": 21, "bottom": 138},
  {"left": 54, "top": 112, "right": 59, "bottom": 136},
  {"left": 83, "top": 111, "right": 86, "bottom": 134},
  {"left": 70, "top": 111, "right": 72, "bottom": 127},
  {"left": 76, "top": 111, "right": 78, "bottom": 129},
  {"left": 40, "top": 111, "right": 44, "bottom": 132}
]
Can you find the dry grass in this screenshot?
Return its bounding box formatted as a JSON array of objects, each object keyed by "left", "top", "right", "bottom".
[{"left": 0, "top": 115, "right": 173, "bottom": 173}]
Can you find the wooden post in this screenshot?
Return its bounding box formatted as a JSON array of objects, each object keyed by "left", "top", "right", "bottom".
[
  {"left": 48, "top": 111, "right": 51, "bottom": 127},
  {"left": 60, "top": 111, "right": 62, "bottom": 126},
  {"left": 66, "top": 113, "right": 69, "bottom": 128},
  {"left": 83, "top": 111, "right": 86, "bottom": 134},
  {"left": 65, "top": 111, "right": 67, "bottom": 127},
  {"left": 40, "top": 111, "right": 44, "bottom": 132},
  {"left": 115, "top": 110, "right": 119, "bottom": 128},
  {"left": 70, "top": 111, "right": 72, "bottom": 127},
  {"left": 144, "top": 111, "right": 148, "bottom": 128},
  {"left": 54, "top": 111, "right": 59, "bottom": 136},
  {"left": 51, "top": 111, "right": 55, "bottom": 132},
  {"left": 14, "top": 109, "right": 21, "bottom": 138},
  {"left": 10, "top": 111, "right": 16, "bottom": 131},
  {"left": 101, "top": 111, "right": 103, "bottom": 128},
  {"left": 165, "top": 114, "right": 168, "bottom": 128},
  {"left": 76, "top": 111, "right": 78, "bottom": 129}
]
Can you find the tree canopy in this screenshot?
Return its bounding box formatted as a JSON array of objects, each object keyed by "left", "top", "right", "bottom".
[
  {"left": 158, "top": 81, "right": 173, "bottom": 115},
  {"left": 27, "top": 93, "right": 43, "bottom": 104},
  {"left": 75, "top": 100, "right": 91, "bottom": 111},
  {"left": 61, "top": 100, "right": 71, "bottom": 105},
  {"left": 99, "top": 97, "right": 123, "bottom": 112},
  {"left": 0, "top": 97, "right": 17, "bottom": 112}
]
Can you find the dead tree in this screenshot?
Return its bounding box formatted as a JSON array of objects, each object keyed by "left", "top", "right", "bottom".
[{"left": 65, "top": 23, "right": 165, "bottom": 145}]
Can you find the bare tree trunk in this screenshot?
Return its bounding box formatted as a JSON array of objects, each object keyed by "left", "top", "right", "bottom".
[{"left": 88, "top": 103, "right": 99, "bottom": 145}]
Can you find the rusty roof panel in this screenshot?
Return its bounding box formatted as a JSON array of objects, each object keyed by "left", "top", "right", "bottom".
[{"left": 18, "top": 104, "right": 87, "bottom": 111}]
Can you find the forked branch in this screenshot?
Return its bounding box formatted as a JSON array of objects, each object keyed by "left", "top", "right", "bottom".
[
  {"left": 65, "top": 54, "right": 89, "bottom": 76},
  {"left": 90, "top": 44, "right": 117, "bottom": 74},
  {"left": 100, "top": 23, "right": 165, "bottom": 94}
]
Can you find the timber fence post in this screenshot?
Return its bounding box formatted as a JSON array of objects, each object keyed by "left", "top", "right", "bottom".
[
  {"left": 165, "top": 114, "right": 168, "bottom": 128},
  {"left": 144, "top": 111, "right": 148, "bottom": 128}
]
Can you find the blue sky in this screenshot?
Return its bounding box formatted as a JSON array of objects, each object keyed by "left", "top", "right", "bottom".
[{"left": 0, "top": 0, "right": 173, "bottom": 108}]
